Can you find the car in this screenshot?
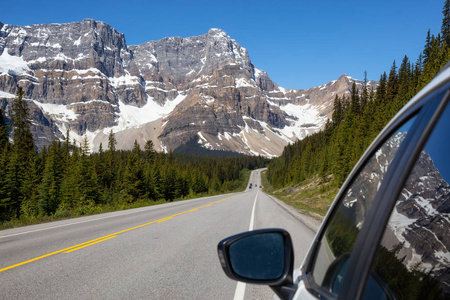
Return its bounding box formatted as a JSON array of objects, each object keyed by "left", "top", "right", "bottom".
[{"left": 217, "top": 65, "right": 450, "bottom": 300}]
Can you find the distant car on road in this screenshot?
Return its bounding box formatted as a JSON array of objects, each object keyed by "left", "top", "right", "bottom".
[{"left": 218, "top": 67, "right": 450, "bottom": 299}]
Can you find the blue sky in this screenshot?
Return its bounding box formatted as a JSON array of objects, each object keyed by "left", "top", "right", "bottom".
[{"left": 1, "top": 0, "right": 445, "bottom": 89}]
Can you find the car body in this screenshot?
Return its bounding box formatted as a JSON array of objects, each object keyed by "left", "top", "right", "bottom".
[{"left": 218, "top": 66, "right": 450, "bottom": 300}]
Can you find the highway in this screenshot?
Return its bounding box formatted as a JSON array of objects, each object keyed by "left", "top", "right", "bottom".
[{"left": 0, "top": 169, "right": 316, "bottom": 299}]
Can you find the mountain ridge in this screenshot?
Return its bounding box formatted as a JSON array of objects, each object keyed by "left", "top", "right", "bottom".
[{"left": 0, "top": 19, "right": 377, "bottom": 156}]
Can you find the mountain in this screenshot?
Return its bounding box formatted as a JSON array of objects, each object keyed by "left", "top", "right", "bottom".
[
  {"left": 343, "top": 130, "right": 449, "bottom": 294},
  {"left": 387, "top": 149, "right": 450, "bottom": 292},
  {"left": 0, "top": 19, "right": 376, "bottom": 156}
]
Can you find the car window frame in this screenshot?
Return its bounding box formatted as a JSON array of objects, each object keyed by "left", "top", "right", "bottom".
[
  {"left": 300, "top": 81, "right": 450, "bottom": 300},
  {"left": 339, "top": 88, "right": 450, "bottom": 300}
]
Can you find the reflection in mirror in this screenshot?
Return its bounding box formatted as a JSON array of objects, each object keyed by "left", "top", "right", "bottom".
[
  {"left": 311, "top": 116, "right": 417, "bottom": 289},
  {"left": 369, "top": 103, "right": 450, "bottom": 300},
  {"left": 229, "top": 232, "right": 284, "bottom": 280}
]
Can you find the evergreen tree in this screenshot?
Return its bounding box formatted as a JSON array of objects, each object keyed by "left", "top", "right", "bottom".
[
  {"left": 38, "top": 141, "right": 63, "bottom": 215},
  {"left": 104, "top": 130, "right": 117, "bottom": 191},
  {"left": 122, "top": 140, "right": 145, "bottom": 202},
  {"left": 0, "top": 150, "right": 11, "bottom": 221},
  {"left": 11, "top": 87, "right": 35, "bottom": 161},
  {"left": 162, "top": 167, "right": 177, "bottom": 201},
  {"left": 442, "top": 0, "right": 450, "bottom": 45},
  {"left": 386, "top": 60, "right": 399, "bottom": 102},
  {"left": 331, "top": 95, "right": 344, "bottom": 126},
  {"left": 3, "top": 87, "right": 37, "bottom": 218},
  {"left": 0, "top": 108, "right": 9, "bottom": 152},
  {"left": 361, "top": 71, "right": 369, "bottom": 109},
  {"left": 350, "top": 82, "right": 360, "bottom": 115},
  {"left": 77, "top": 146, "right": 99, "bottom": 206},
  {"left": 108, "top": 130, "right": 117, "bottom": 152},
  {"left": 192, "top": 171, "right": 208, "bottom": 194},
  {"left": 20, "top": 150, "right": 40, "bottom": 217},
  {"left": 60, "top": 145, "right": 81, "bottom": 210},
  {"left": 424, "top": 29, "right": 432, "bottom": 64},
  {"left": 144, "top": 140, "right": 156, "bottom": 164}
]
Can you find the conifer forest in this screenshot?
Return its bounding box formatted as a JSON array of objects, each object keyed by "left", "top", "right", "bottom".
[{"left": 0, "top": 93, "right": 268, "bottom": 224}]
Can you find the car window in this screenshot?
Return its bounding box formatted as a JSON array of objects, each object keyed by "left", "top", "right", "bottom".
[
  {"left": 310, "top": 115, "right": 418, "bottom": 294},
  {"left": 365, "top": 102, "right": 450, "bottom": 300}
]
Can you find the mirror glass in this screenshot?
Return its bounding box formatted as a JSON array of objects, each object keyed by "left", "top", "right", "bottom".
[{"left": 229, "top": 232, "right": 285, "bottom": 280}]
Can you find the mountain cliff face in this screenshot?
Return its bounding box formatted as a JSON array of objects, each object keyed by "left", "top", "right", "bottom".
[
  {"left": 0, "top": 19, "right": 376, "bottom": 156},
  {"left": 341, "top": 129, "right": 449, "bottom": 293},
  {"left": 387, "top": 149, "right": 450, "bottom": 291}
]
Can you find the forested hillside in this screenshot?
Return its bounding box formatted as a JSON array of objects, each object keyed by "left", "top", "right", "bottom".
[
  {"left": 267, "top": 1, "right": 450, "bottom": 190},
  {"left": 0, "top": 91, "right": 268, "bottom": 225}
]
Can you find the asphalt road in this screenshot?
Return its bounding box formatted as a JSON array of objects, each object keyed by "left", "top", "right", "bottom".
[{"left": 0, "top": 169, "right": 316, "bottom": 300}]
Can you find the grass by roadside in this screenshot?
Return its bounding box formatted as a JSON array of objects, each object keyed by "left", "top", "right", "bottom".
[{"left": 261, "top": 170, "right": 339, "bottom": 220}]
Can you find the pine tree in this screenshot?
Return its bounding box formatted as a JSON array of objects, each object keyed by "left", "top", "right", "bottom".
[
  {"left": 424, "top": 29, "right": 432, "bottom": 65},
  {"left": 442, "top": 0, "right": 450, "bottom": 45},
  {"left": 60, "top": 146, "right": 81, "bottom": 210},
  {"left": 162, "top": 167, "right": 177, "bottom": 201},
  {"left": 144, "top": 140, "right": 156, "bottom": 164},
  {"left": 38, "top": 141, "right": 63, "bottom": 215},
  {"left": 122, "top": 140, "right": 145, "bottom": 202},
  {"left": 104, "top": 130, "right": 117, "bottom": 190},
  {"left": 350, "top": 82, "right": 360, "bottom": 115},
  {"left": 332, "top": 95, "right": 344, "bottom": 126},
  {"left": 361, "top": 71, "right": 369, "bottom": 109},
  {"left": 192, "top": 171, "right": 208, "bottom": 194},
  {"left": 4, "top": 87, "right": 37, "bottom": 218},
  {"left": 77, "top": 147, "right": 99, "bottom": 206},
  {"left": 108, "top": 130, "right": 117, "bottom": 152},
  {"left": 11, "top": 87, "right": 35, "bottom": 161},
  {"left": 0, "top": 150, "right": 11, "bottom": 221},
  {"left": 386, "top": 60, "right": 399, "bottom": 102},
  {"left": 0, "top": 108, "right": 9, "bottom": 153},
  {"left": 20, "top": 150, "right": 40, "bottom": 217}
]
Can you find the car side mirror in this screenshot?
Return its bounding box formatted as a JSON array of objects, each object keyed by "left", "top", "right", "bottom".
[{"left": 217, "top": 228, "right": 297, "bottom": 300}]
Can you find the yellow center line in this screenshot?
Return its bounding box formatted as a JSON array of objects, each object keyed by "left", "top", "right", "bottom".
[
  {"left": 64, "top": 236, "right": 117, "bottom": 253},
  {"left": 0, "top": 193, "right": 242, "bottom": 273}
]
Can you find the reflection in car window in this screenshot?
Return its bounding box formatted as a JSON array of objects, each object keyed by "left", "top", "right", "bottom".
[
  {"left": 368, "top": 103, "right": 450, "bottom": 300},
  {"left": 311, "top": 116, "right": 418, "bottom": 294}
]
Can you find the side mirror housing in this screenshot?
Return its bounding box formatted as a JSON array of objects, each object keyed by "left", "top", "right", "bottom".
[{"left": 217, "top": 228, "right": 297, "bottom": 300}]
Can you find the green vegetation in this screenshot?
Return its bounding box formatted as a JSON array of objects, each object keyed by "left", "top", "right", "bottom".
[
  {"left": 266, "top": 1, "right": 450, "bottom": 212},
  {"left": 262, "top": 171, "right": 337, "bottom": 218},
  {"left": 0, "top": 91, "right": 269, "bottom": 228}
]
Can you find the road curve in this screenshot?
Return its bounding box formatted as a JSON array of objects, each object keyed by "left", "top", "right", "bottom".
[{"left": 0, "top": 169, "right": 316, "bottom": 299}]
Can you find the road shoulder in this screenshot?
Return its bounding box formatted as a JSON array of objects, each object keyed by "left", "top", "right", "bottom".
[{"left": 265, "top": 193, "right": 323, "bottom": 233}]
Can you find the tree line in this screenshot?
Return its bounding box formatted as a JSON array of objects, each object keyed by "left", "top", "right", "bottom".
[
  {"left": 266, "top": 0, "right": 450, "bottom": 189},
  {"left": 0, "top": 89, "right": 269, "bottom": 224}
]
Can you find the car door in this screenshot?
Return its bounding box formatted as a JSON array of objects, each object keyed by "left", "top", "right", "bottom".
[
  {"left": 361, "top": 93, "right": 450, "bottom": 300},
  {"left": 299, "top": 83, "right": 450, "bottom": 300}
]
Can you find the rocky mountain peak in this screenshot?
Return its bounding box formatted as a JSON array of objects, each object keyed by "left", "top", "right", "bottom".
[{"left": 0, "top": 19, "right": 376, "bottom": 156}]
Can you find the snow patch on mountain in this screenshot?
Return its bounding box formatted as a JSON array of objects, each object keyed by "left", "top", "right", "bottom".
[
  {"left": 32, "top": 100, "right": 77, "bottom": 123},
  {"left": 113, "top": 93, "right": 186, "bottom": 131},
  {"left": 0, "top": 91, "right": 15, "bottom": 98},
  {"left": 0, "top": 49, "right": 30, "bottom": 75}
]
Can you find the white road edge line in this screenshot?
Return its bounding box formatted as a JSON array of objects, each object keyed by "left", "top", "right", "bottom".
[
  {"left": 0, "top": 208, "right": 155, "bottom": 239},
  {"left": 234, "top": 189, "right": 259, "bottom": 300}
]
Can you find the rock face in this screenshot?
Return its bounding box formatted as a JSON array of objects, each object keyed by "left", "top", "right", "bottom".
[
  {"left": 0, "top": 20, "right": 376, "bottom": 156},
  {"left": 390, "top": 149, "right": 450, "bottom": 291}
]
